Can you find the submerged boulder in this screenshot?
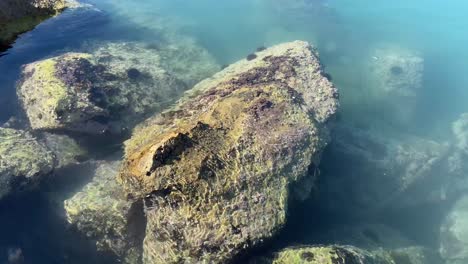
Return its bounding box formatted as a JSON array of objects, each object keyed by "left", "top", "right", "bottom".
[
  {"left": 42, "top": 132, "right": 86, "bottom": 168},
  {"left": 64, "top": 160, "right": 145, "bottom": 264},
  {"left": 0, "top": 127, "right": 55, "bottom": 200},
  {"left": 265, "top": 245, "right": 439, "bottom": 264},
  {"left": 118, "top": 41, "right": 338, "bottom": 263},
  {"left": 267, "top": 245, "right": 393, "bottom": 264},
  {"left": 365, "top": 45, "right": 424, "bottom": 125},
  {"left": 318, "top": 124, "right": 449, "bottom": 216},
  {"left": 440, "top": 195, "right": 468, "bottom": 264},
  {"left": 17, "top": 42, "right": 219, "bottom": 135}
]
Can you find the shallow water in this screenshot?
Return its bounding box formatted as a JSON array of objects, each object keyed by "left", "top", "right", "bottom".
[{"left": 1, "top": 0, "right": 468, "bottom": 263}]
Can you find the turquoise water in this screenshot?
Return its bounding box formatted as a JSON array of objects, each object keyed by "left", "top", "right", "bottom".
[{"left": 1, "top": 0, "right": 468, "bottom": 262}]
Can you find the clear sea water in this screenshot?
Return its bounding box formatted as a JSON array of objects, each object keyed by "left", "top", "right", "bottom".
[{"left": 1, "top": 0, "right": 468, "bottom": 263}]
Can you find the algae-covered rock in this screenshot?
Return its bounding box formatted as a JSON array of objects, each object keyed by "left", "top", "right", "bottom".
[
  {"left": 440, "top": 195, "right": 468, "bottom": 264},
  {"left": 17, "top": 42, "right": 219, "bottom": 135},
  {"left": 0, "top": 0, "right": 68, "bottom": 50},
  {"left": 64, "top": 160, "right": 145, "bottom": 264},
  {"left": 42, "top": 132, "right": 86, "bottom": 168},
  {"left": 0, "top": 127, "right": 55, "bottom": 200},
  {"left": 269, "top": 245, "right": 394, "bottom": 264},
  {"left": 118, "top": 41, "right": 338, "bottom": 263},
  {"left": 263, "top": 245, "right": 439, "bottom": 264}
]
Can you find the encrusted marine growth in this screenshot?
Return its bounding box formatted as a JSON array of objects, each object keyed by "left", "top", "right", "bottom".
[
  {"left": 0, "top": 0, "right": 68, "bottom": 50},
  {"left": 118, "top": 41, "right": 338, "bottom": 263},
  {"left": 0, "top": 127, "right": 55, "bottom": 199},
  {"left": 64, "top": 161, "right": 145, "bottom": 264},
  {"left": 270, "top": 245, "right": 394, "bottom": 264},
  {"left": 17, "top": 42, "right": 219, "bottom": 135}
]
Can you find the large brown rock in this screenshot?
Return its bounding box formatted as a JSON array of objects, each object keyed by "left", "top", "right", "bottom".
[{"left": 118, "top": 41, "right": 338, "bottom": 263}]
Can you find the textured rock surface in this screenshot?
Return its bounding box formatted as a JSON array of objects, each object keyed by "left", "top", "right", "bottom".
[
  {"left": 0, "top": 0, "right": 68, "bottom": 49},
  {"left": 258, "top": 245, "right": 440, "bottom": 264},
  {"left": 64, "top": 160, "right": 145, "bottom": 264},
  {"left": 42, "top": 132, "right": 86, "bottom": 168},
  {"left": 268, "top": 245, "right": 394, "bottom": 264},
  {"left": 367, "top": 45, "right": 423, "bottom": 97},
  {"left": 0, "top": 128, "right": 55, "bottom": 200},
  {"left": 440, "top": 195, "right": 468, "bottom": 264},
  {"left": 118, "top": 41, "right": 338, "bottom": 263},
  {"left": 365, "top": 45, "right": 424, "bottom": 125},
  {"left": 17, "top": 42, "right": 219, "bottom": 134}
]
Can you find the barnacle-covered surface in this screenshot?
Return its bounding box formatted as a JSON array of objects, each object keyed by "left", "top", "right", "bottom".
[
  {"left": 0, "top": 127, "right": 55, "bottom": 200},
  {"left": 118, "top": 40, "right": 338, "bottom": 263}
]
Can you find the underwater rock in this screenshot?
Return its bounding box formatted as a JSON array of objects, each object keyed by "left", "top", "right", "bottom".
[
  {"left": 42, "top": 132, "right": 86, "bottom": 168},
  {"left": 258, "top": 245, "right": 440, "bottom": 264},
  {"left": 0, "top": 127, "right": 55, "bottom": 200},
  {"left": 365, "top": 45, "right": 424, "bottom": 125},
  {"left": 452, "top": 113, "right": 468, "bottom": 154},
  {"left": 440, "top": 195, "right": 468, "bottom": 264},
  {"left": 118, "top": 41, "right": 338, "bottom": 263},
  {"left": 319, "top": 124, "right": 449, "bottom": 216},
  {"left": 0, "top": 0, "right": 68, "bottom": 51},
  {"left": 266, "top": 245, "right": 394, "bottom": 264},
  {"left": 64, "top": 160, "right": 145, "bottom": 264},
  {"left": 17, "top": 42, "right": 219, "bottom": 135},
  {"left": 367, "top": 45, "right": 423, "bottom": 97}
]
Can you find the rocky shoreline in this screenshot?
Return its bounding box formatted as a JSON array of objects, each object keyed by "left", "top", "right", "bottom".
[{"left": 0, "top": 0, "right": 69, "bottom": 52}]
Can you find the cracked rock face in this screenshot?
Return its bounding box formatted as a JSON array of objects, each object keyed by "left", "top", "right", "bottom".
[
  {"left": 0, "top": 127, "right": 55, "bottom": 200},
  {"left": 17, "top": 42, "right": 219, "bottom": 135},
  {"left": 118, "top": 41, "right": 338, "bottom": 263}
]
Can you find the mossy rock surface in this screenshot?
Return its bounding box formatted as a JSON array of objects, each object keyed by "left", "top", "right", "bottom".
[
  {"left": 255, "top": 245, "right": 440, "bottom": 264},
  {"left": 271, "top": 245, "right": 391, "bottom": 264},
  {"left": 17, "top": 42, "right": 219, "bottom": 135},
  {"left": 0, "top": 0, "right": 67, "bottom": 49},
  {"left": 64, "top": 160, "right": 145, "bottom": 264},
  {"left": 118, "top": 41, "right": 338, "bottom": 263},
  {"left": 0, "top": 127, "right": 55, "bottom": 199}
]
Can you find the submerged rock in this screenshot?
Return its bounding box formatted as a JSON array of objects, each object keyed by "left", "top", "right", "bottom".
[
  {"left": 64, "top": 160, "right": 145, "bottom": 264},
  {"left": 452, "top": 113, "right": 468, "bottom": 154},
  {"left": 42, "top": 132, "right": 86, "bottom": 168},
  {"left": 365, "top": 45, "right": 424, "bottom": 125},
  {"left": 440, "top": 195, "right": 468, "bottom": 264},
  {"left": 267, "top": 245, "right": 393, "bottom": 264},
  {"left": 17, "top": 42, "right": 219, "bottom": 135},
  {"left": 0, "top": 127, "right": 55, "bottom": 200},
  {"left": 118, "top": 41, "right": 338, "bottom": 263},
  {"left": 0, "top": 0, "right": 68, "bottom": 51},
  {"left": 319, "top": 124, "right": 449, "bottom": 216},
  {"left": 258, "top": 245, "right": 440, "bottom": 264}
]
